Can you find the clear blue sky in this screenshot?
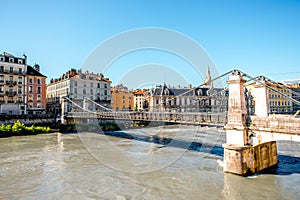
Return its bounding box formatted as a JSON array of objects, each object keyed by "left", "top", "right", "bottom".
[{"left": 1, "top": 0, "right": 300, "bottom": 87}]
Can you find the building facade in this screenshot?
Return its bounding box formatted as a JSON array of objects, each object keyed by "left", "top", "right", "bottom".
[
  {"left": 0, "top": 52, "right": 27, "bottom": 114},
  {"left": 144, "top": 84, "right": 228, "bottom": 113},
  {"left": 286, "top": 83, "right": 300, "bottom": 112},
  {"left": 133, "top": 89, "right": 147, "bottom": 111},
  {"left": 246, "top": 81, "right": 293, "bottom": 114},
  {"left": 26, "top": 64, "right": 47, "bottom": 114},
  {"left": 110, "top": 84, "right": 133, "bottom": 111},
  {"left": 47, "top": 69, "right": 111, "bottom": 115}
]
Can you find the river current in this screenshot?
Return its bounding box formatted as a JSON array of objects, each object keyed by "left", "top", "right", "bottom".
[{"left": 0, "top": 125, "right": 299, "bottom": 199}]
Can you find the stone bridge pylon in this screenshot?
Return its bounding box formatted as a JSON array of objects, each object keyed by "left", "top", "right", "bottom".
[{"left": 223, "top": 70, "right": 278, "bottom": 176}]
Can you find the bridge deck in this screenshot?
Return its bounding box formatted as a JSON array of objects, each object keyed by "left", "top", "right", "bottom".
[{"left": 65, "top": 111, "right": 227, "bottom": 127}]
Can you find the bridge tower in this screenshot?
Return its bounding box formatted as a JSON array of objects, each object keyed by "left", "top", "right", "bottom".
[
  {"left": 223, "top": 70, "right": 277, "bottom": 176},
  {"left": 61, "top": 98, "right": 68, "bottom": 124},
  {"left": 224, "top": 70, "right": 248, "bottom": 146}
]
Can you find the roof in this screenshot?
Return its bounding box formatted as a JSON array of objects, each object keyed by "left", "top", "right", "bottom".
[
  {"left": 148, "top": 84, "right": 212, "bottom": 97},
  {"left": 27, "top": 65, "right": 47, "bottom": 78}
]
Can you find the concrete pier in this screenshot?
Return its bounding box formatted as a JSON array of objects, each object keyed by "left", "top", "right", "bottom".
[{"left": 223, "top": 70, "right": 278, "bottom": 176}]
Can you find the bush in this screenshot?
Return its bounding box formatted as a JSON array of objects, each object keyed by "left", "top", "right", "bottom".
[{"left": 0, "top": 121, "right": 51, "bottom": 137}]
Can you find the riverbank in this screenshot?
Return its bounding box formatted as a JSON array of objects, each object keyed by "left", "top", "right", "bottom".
[{"left": 0, "top": 120, "right": 51, "bottom": 138}]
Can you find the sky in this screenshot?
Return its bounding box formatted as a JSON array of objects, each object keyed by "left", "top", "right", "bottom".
[{"left": 1, "top": 0, "right": 300, "bottom": 88}]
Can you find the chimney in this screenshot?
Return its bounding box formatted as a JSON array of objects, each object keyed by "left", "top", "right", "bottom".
[
  {"left": 22, "top": 54, "right": 27, "bottom": 65},
  {"left": 34, "top": 64, "right": 40, "bottom": 72}
]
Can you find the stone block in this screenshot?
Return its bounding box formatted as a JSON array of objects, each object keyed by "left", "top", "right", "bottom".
[{"left": 223, "top": 141, "right": 278, "bottom": 176}]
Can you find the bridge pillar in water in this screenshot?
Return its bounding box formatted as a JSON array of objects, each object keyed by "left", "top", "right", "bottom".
[{"left": 223, "top": 70, "right": 277, "bottom": 176}]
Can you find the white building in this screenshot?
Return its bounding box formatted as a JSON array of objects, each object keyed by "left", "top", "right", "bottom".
[
  {"left": 133, "top": 89, "right": 146, "bottom": 111},
  {"left": 47, "top": 69, "right": 111, "bottom": 114},
  {"left": 0, "top": 52, "right": 27, "bottom": 114}
]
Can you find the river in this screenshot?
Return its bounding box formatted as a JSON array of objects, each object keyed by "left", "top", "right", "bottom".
[{"left": 0, "top": 125, "right": 299, "bottom": 199}]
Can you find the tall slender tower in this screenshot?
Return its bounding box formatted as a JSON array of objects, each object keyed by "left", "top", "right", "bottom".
[{"left": 204, "top": 66, "right": 213, "bottom": 88}]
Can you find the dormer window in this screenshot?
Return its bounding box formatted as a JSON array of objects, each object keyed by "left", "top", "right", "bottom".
[
  {"left": 18, "top": 59, "right": 23, "bottom": 64},
  {"left": 0, "top": 57, "right": 4, "bottom": 61},
  {"left": 9, "top": 58, "right": 14, "bottom": 63}
]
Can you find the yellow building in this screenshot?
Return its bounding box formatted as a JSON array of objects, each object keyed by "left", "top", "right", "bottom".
[{"left": 110, "top": 84, "right": 133, "bottom": 111}]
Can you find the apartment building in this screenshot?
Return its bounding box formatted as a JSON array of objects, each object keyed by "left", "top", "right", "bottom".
[
  {"left": 110, "top": 84, "right": 133, "bottom": 111},
  {"left": 0, "top": 52, "right": 27, "bottom": 114},
  {"left": 47, "top": 69, "right": 111, "bottom": 114},
  {"left": 26, "top": 64, "right": 47, "bottom": 114}
]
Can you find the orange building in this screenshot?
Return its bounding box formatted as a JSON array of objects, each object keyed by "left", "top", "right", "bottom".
[
  {"left": 110, "top": 84, "right": 133, "bottom": 111},
  {"left": 26, "top": 64, "right": 47, "bottom": 114}
]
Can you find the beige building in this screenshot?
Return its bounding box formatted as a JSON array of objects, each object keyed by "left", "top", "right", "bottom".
[
  {"left": 0, "top": 52, "right": 27, "bottom": 114},
  {"left": 47, "top": 69, "right": 111, "bottom": 114},
  {"left": 110, "top": 84, "right": 133, "bottom": 111}
]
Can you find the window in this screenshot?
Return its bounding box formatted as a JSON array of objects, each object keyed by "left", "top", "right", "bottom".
[
  {"left": 8, "top": 87, "right": 13, "bottom": 93},
  {"left": 28, "top": 94, "right": 33, "bottom": 101},
  {"left": 37, "top": 87, "right": 41, "bottom": 94},
  {"left": 90, "top": 82, "right": 93, "bottom": 87},
  {"left": 18, "top": 77, "right": 22, "bottom": 84},
  {"left": 18, "top": 60, "right": 23, "bottom": 64},
  {"left": 104, "top": 90, "right": 108, "bottom": 95},
  {"left": 104, "top": 84, "right": 107, "bottom": 88},
  {"left": 74, "top": 88, "right": 77, "bottom": 94},
  {"left": 83, "top": 89, "right": 86, "bottom": 94},
  {"left": 10, "top": 67, "right": 13, "bottom": 73},
  {"left": 37, "top": 79, "right": 41, "bottom": 85},
  {"left": 0, "top": 66, "right": 3, "bottom": 72},
  {"left": 90, "top": 89, "right": 93, "bottom": 95},
  {"left": 29, "top": 78, "right": 33, "bottom": 84},
  {"left": 0, "top": 75, "right": 4, "bottom": 82},
  {"left": 75, "top": 81, "right": 77, "bottom": 86},
  {"left": 8, "top": 97, "right": 14, "bottom": 103},
  {"left": 0, "top": 85, "right": 4, "bottom": 93},
  {"left": 29, "top": 86, "right": 33, "bottom": 93},
  {"left": 19, "top": 68, "right": 22, "bottom": 74},
  {"left": 18, "top": 86, "right": 22, "bottom": 94},
  {"left": 97, "top": 83, "right": 100, "bottom": 88},
  {"left": 37, "top": 94, "right": 41, "bottom": 102},
  {"left": 9, "top": 76, "right": 13, "bottom": 81},
  {"left": 0, "top": 57, "right": 4, "bottom": 61},
  {"left": 9, "top": 58, "right": 13, "bottom": 63}
]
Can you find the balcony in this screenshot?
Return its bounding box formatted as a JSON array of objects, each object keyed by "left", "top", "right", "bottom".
[
  {"left": 6, "top": 91, "right": 17, "bottom": 96},
  {"left": 0, "top": 69, "right": 26, "bottom": 75},
  {"left": 0, "top": 100, "right": 4, "bottom": 103},
  {"left": 6, "top": 80, "right": 17, "bottom": 86},
  {"left": 16, "top": 100, "right": 23, "bottom": 104},
  {"left": 7, "top": 100, "right": 15, "bottom": 103}
]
